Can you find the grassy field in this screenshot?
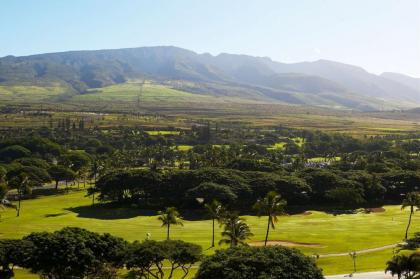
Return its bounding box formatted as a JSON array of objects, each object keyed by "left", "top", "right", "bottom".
[
  {"left": 1, "top": 81, "right": 419, "bottom": 136},
  {"left": 1, "top": 190, "right": 418, "bottom": 278},
  {"left": 145, "top": 130, "right": 181, "bottom": 136},
  {"left": 0, "top": 84, "right": 66, "bottom": 103}
]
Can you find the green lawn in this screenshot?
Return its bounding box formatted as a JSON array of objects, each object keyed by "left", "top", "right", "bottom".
[
  {"left": 145, "top": 131, "right": 181, "bottom": 136},
  {"left": 1, "top": 191, "right": 418, "bottom": 278},
  {"left": 307, "top": 157, "right": 341, "bottom": 162},
  {"left": 0, "top": 84, "right": 66, "bottom": 102},
  {"left": 70, "top": 81, "right": 230, "bottom": 105},
  {"left": 174, "top": 145, "right": 194, "bottom": 151}
]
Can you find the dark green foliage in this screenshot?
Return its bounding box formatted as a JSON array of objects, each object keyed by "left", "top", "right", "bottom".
[
  {"left": 6, "top": 165, "right": 51, "bottom": 188},
  {"left": 23, "top": 227, "right": 127, "bottom": 279},
  {"left": 195, "top": 246, "right": 324, "bottom": 279},
  {"left": 402, "top": 232, "right": 420, "bottom": 250},
  {"left": 326, "top": 187, "right": 365, "bottom": 208},
  {"left": 61, "top": 151, "right": 91, "bottom": 172},
  {"left": 227, "top": 158, "right": 279, "bottom": 172},
  {"left": 0, "top": 145, "right": 31, "bottom": 162},
  {"left": 14, "top": 157, "right": 50, "bottom": 169},
  {"left": 125, "top": 240, "right": 202, "bottom": 279},
  {"left": 186, "top": 182, "right": 237, "bottom": 204},
  {"left": 385, "top": 252, "right": 420, "bottom": 279},
  {"left": 0, "top": 239, "right": 33, "bottom": 279},
  {"left": 48, "top": 165, "right": 76, "bottom": 189},
  {"left": 219, "top": 213, "right": 253, "bottom": 247},
  {"left": 0, "top": 183, "right": 7, "bottom": 198}
]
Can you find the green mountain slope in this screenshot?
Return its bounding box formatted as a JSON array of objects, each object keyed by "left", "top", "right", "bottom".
[{"left": 0, "top": 46, "right": 418, "bottom": 111}]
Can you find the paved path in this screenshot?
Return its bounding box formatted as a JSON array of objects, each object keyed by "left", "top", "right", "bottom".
[
  {"left": 326, "top": 271, "right": 393, "bottom": 279},
  {"left": 319, "top": 243, "right": 402, "bottom": 258}
]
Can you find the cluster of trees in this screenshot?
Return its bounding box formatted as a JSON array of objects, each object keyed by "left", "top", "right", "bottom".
[
  {"left": 92, "top": 167, "right": 419, "bottom": 210},
  {"left": 1, "top": 127, "right": 419, "bottom": 221},
  {"left": 0, "top": 227, "right": 324, "bottom": 279},
  {"left": 0, "top": 227, "right": 201, "bottom": 279},
  {"left": 0, "top": 136, "right": 93, "bottom": 197}
]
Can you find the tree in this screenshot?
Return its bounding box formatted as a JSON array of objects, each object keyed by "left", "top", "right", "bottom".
[
  {"left": 61, "top": 151, "right": 91, "bottom": 187},
  {"left": 385, "top": 253, "right": 420, "bottom": 279},
  {"left": 48, "top": 165, "right": 76, "bottom": 190},
  {"left": 253, "top": 191, "right": 286, "bottom": 246},
  {"left": 204, "top": 200, "right": 224, "bottom": 247},
  {"left": 6, "top": 165, "right": 51, "bottom": 188},
  {"left": 158, "top": 207, "right": 183, "bottom": 240},
  {"left": 0, "top": 183, "right": 6, "bottom": 200},
  {"left": 219, "top": 213, "right": 253, "bottom": 247},
  {"left": 402, "top": 192, "right": 420, "bottom": 240},
  {"left": 0, "top": 145, "right": 31, "bottom": 162},
  {"left": 0, "top": 239, "right": 33, "bottom": 279},
  {"left": 125, "top": 240, "right": 166, "bottom": 279},
  {"left": 402, "top": 232, "right": 420, "bottom": 250},
  {"left": 186, "top": 182, "right": 237, "bottom": 204},
  {"left": 325, "top": 186, "right": 365, "bottom": 209},
  {"left": 195, "top": 246, "right": 324, "bottom": 279},
  {"left": 125, "top": 240, "right": 202, "bottom": 279},
  {"left": 162, "top": 240, "right": 202, "bottom": 279},
  {"left": 23, "top": 227, "right": 127, "bottom": 279}
]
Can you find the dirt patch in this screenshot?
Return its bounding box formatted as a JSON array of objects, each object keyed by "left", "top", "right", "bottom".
[
  {"left": 301, "top": 211, "right": 312, "bottom": 215},
  {"left": 249, "top": 240, "right": 324, "bottom": 248},
  {"left": 365, "top": 207, "right": 386, "bottom": 213}
]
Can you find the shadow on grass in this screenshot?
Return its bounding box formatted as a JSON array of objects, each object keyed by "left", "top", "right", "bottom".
[
  {"left": 45, "top": 212, "right": 69, "bottom": 218},
  {"left": 66, "top": 204, "right": 158, "bottom": 220}
]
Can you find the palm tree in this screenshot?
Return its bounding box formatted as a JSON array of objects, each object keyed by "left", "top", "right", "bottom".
[
  {"left": 157, "top": 207, "right": 183, "bottom": 240},
  {"left": 253, "top": 191, "right": 286, "bottom": 246},
  {"left": 385, "top": 253, "right": 419, "bottom": 279},
  {"left": 386, "top": 255, "right": 405, "bottom": 279},
  {"left": 401, "top": 192, "right": 420, "bottom": 240},
  {"left": 204, "top": 199, "right": 224, "bottom": 247},
  {"left": 219, "top": 213, "right": 253, "bottom": 247}
]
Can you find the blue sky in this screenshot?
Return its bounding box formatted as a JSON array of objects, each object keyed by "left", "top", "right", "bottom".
[{"left": 1, "top": 0, "right": 419, "bottom": 77}]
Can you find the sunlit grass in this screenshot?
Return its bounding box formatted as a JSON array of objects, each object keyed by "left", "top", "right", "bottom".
[{"left": 0, "top": 191, "right": 418, "bottom": 277}]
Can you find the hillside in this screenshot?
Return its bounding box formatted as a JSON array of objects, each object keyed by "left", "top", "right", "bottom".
[
  {"left": 0, "top": 46, "right": 419, "bottom": 111},
  {"left": 381, "top": 72, "right": 420, "bottom": 92}
]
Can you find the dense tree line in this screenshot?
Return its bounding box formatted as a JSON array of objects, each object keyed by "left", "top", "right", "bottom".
[
  {"left": 0, "top": 227, "right": 323, "bottom": 279},
  {"left": 91, "top": 167, "right": 419, "bottom": 210},
  {"left": 1, "top": 126, "right": 419, "bottom": 210}
]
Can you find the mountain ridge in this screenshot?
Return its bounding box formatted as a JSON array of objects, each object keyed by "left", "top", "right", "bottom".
[{"left": 0, "top": 46, "right": 419, "bottom": 111}]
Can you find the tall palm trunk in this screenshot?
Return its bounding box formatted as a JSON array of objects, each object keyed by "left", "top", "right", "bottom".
[
  {"left": 167, "top": 223, "right": 170, "bottom": 240},
  {"left": 404, "top": 206, "right": 414, "bottom": 240},
  {"left": 264, "top": 216, "right": 271, "bottom": 246},
  {"left": 211, "top": 218, "right": 215, "bottom": 247}
]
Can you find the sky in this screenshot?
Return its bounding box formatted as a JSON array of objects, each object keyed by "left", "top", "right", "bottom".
[{"left": 1, "top": 0, "right": 419, "bottom": 77}]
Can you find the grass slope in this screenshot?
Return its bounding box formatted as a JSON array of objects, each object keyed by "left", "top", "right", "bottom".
[{"left": 0, "top": 190, "right": 418, "bottom": 277}]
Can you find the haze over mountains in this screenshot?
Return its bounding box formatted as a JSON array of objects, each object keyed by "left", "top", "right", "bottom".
[{"left": 0, "top": 46, "right": 419, "bottom": 111}]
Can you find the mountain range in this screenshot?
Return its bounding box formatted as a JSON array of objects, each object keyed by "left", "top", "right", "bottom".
[{"left": 0, "top": 46, "right": 419, "bottom": 111}]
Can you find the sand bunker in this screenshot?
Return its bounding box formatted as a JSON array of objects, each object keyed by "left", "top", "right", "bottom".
[{"left": 365, "top": 207, "right": 386, "bottom": 213}]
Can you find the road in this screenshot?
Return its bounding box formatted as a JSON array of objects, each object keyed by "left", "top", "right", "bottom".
[{"left": 326, "top": 272, "right": 393, "bottom": 279}]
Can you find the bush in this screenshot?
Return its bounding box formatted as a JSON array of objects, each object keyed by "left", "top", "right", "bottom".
[{"left": 195, "top": 246, "right": 324, "bottom": 279}]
